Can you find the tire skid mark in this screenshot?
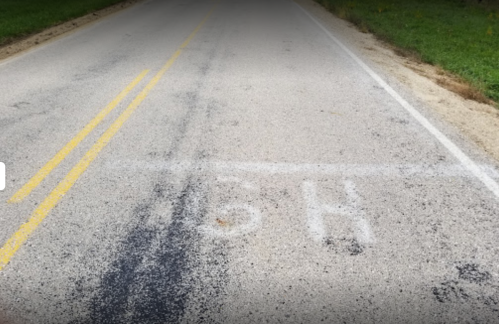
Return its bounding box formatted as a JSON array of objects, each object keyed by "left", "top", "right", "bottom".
[
  {"left": 67, "top": 68, "right": 225, "bottom": 320},
  {"left": 69, "top": 178, "right": 216, "bottom": 323},
  {"left": 68, "top": 82, "right": 227, "bottom": 322},
  {"left": 66, "top": 17, "right": 226, "bottom": 322}
]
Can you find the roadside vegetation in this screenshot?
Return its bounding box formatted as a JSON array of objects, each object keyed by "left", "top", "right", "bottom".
[
  {"left": 0, "top": 0, "right": 128, "bottom": 46},
  {"left": 315, "top": 0, "right": 499, "bottom": 104}
]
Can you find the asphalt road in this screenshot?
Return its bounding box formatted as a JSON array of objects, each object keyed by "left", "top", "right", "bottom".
[{"left": 1, "top": 0, "right": 499, "bottom": 323}]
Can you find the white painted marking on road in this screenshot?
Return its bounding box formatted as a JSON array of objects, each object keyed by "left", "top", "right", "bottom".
[
  {"left": 106, "top": 160, "right": 499, "bottom": 178},
  {"left": 484, "top": 165, "right": 499, "bottom": 179},
  {"left": 303, "top": 181, "right": 326, "bottom": 241},
  {"left": 200, "top": 204, "right": 262, "bottom": 237},
  {"left": 344, "top": 180, "right": 374, "bottom": 244},
  {"left": 217, "top": 176, "right": 257, "bottom": 191},
  {"left": 303, "top": 180, "right": 374, "bottom": 244},
  {"left": 200, "top": 176, "right": 261, "bottom": 237},
  {"left": 293, "top": 2, "right": 499, "bottom": 199}
]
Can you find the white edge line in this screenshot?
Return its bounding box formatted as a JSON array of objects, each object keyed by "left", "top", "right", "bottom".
[{"left": 293, "top": 2, "right": 499, "bottom": 199}]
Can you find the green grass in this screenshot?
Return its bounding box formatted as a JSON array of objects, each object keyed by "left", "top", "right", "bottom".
[
  {"left": 0, "top": 0, "right": 129, "bottom": 45},
  {"left": 316, "top": 0, "right": 499, "bottom": 103}
]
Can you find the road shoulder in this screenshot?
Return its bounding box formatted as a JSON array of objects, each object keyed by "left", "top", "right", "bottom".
[
  {"left": 0, "top": 0, "right": 146, "bottom": 62},
  {"left": 295, "top": 0, "right": 499, "bottom": 164}
]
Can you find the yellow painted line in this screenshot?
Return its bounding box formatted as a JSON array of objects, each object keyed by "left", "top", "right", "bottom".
[
  {"left": 8, "top": 70, "right": 150, "bottom": 203},
  {"left": 0, "top": 4, "right": 217, "bottom": 271}
]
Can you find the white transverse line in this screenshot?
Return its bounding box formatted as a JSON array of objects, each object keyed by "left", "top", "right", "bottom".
[
  {"left": 293, "top": 2, "right": 499, "bottom": 199},
  {"left": 106, "top": 160, "right": 499, "bottom": 178}
]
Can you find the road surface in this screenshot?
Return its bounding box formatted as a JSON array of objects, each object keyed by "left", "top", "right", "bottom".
[{"left": 0, "top": 0, "right": 499, "bottom": 322}]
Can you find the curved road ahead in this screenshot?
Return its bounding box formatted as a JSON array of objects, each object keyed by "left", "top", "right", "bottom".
[{"left": 0, "top": 0, "right": 499, "bottom": 323}]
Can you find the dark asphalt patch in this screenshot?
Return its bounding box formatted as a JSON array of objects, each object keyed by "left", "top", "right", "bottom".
[
  {"left": 324, "top": 237, "right": 364, "bottom": 256},
  {"left": 456, "top": 263, "right": 491, "bottom": 284},
  {"left": 431, "top": 262, "right": 499, "bottom": 320},
  {"left": 346, "top": 238, "right": 363, "bottom": 256},
  {"left": 67, "top": 36, "right": 224, "bottom": 323},
  {"left": 432, "top": 280, "right": 470, "bottom": 303},
  {"left": 70, "top": 179, "right": 227, "bottom": 323}
]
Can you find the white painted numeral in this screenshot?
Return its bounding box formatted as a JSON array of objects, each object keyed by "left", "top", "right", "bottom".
[{"left": 199, "top": 177, "right": 261, "bottom": 237}]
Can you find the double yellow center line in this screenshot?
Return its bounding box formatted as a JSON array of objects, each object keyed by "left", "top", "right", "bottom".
[
  {"left": 0, "top": 5, "right": 217, "bottom": 271},
  {"left": 8, "top": 71, "right": 149, "bottom": 203}
]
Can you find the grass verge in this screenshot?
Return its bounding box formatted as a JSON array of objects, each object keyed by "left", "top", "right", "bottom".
[
  {"left": 0, "top": 0, "right": 130, "bottom": 46},
  {"left": 315, "top": 0, "right": 499, "bottom": 105}
]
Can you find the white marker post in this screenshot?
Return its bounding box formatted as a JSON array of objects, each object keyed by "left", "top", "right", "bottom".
[
  {"left": 0, "top": 162, "right": 4, "bottom": 190},
  {"left": 303, "top": 180, "right": 374, "bottom": 244}
]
